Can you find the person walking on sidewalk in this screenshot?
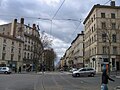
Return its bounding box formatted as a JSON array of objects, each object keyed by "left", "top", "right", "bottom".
[
  {"left": 18, "top": 66, "right": 21, "bottom": 73},
  {"left": 101, "top": 69, "right": 115, "bottom": 90}
]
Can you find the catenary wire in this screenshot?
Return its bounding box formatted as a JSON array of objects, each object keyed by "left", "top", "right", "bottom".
[{"left": 52, "top": 0, "right": 66, "bottom": 19}]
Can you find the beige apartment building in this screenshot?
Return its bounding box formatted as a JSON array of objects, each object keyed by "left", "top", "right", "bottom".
[
  {"left": 0, "top": 33, "right": 24, "bottom": 69},
  {"left": 83, "top": 1, "right": 120, "bottom": 72},
  {"left": 0, "top": 18, "right": 43, "bottom": 71},
  {"left": 61, "top": 31, "right": 84, "bottom": 69},
  {"left": 70, "top": 31, "right": 84, "bottom": 68}
]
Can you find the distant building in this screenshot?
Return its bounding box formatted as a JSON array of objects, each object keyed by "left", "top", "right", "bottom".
[
  {"left": 83, "top": 1, "right": 120, "bottom": 72},
  {"left": 70, "top": 31, "right": 84, "bottom": 68},
  {"left": 0, "top": 18, "right": 43, "bottom": 71},
  {"left": 62, "top": 31, "right": 84, "bottom": 69}
]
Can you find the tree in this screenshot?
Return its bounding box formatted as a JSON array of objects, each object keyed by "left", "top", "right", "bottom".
[
  {"left": 43, "top": 48, "right": 56, "bottom": 71},
  {"left": 98, "top": 18, "right": 118, "bottom": 74},
  {"left": 40, "top": 31, "right": 52, "bottom": 48}
]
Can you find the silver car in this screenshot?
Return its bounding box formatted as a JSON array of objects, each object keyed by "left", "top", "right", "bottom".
[
  {"left": 72, "top": 67, "right": 96, "bottom": 77},
  {"left": 0, "top": 67, "right": 12, "bottom": 74}
]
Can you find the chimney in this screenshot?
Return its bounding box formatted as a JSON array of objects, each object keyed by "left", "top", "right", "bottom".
[
  {"left": 32, "top": 24, "right": 36, "bottom": 35},
  {"left": 11, "top": 19, "right": 17, "bottom": 37},
  {"left": 20, "top": 18, "right": 24, "bottom": 24},
  {"left": 33, "top": 24, "right": 36, "bottom": 30},
  {"left": 81, "top": 31, "right": 84, "bottom": 34},
  {"left": 110, "top": 0, "right": 115, "bottom": 6}
]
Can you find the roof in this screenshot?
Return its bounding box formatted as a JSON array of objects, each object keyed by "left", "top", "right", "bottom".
[
  {"left": 71, "top": 32, "right": 84, "bottom": 44},
  {"left": 83, "top": 4, "right": 120, "bottom": 24}
]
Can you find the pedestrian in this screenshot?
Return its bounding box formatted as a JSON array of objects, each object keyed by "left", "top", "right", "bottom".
[
  {"left": 101, "top": 69, "right": 115, "bottom": 90},
  {"left": 18, "top": 66, "right": 21, "bottom": 73},
  {"left": 15, "top": 67, "right": 17, "bottom": 73}
]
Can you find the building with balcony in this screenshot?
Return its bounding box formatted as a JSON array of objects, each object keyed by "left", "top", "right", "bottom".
[
  {"left": 0, "top": 18, "right": 43, "bottom": 71},
  {"left": 0, "top": 33, "right": 24, "bottom": 70},
  {"left": 83, "top": 1, "right": 120, "bottom": 72},
  {"left": 62, "top": 31, "right": 84, "bottom": 69}
]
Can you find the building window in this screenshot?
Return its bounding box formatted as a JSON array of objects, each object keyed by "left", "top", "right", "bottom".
[
  {"left": 19, "top": 43, "right": 21, "bottom": 47},
  {"left": 101, "top": 22, "right": 106, "bottom": 29},
  {"left": 103, "top": 58, "right": 109, "bottom": 62},
  {"left": 27, "top": 53, "right": 29, "bottom": 59},
  {"left": 92, "top": 26, "right": 93, "bottom": 32},
  {"left": 11, "top": 46, "right": 14, "bottom": 53},
  {"left": 94, "top": 24, "right": 95, "bottom": 31},
  {"left": 28, "top": 38, "right": 30, "bottom": 43},
  {"left": 19, "top": 48, "right": 21, "bottom": 54},
  {"left": 24, "top": 44, "right": 27, "bottom": 50},
  {"left": 112, "top": 34, "right": 116, "bottom": 42},
  {"left": 111, "top": 13, "right": 115, "bottom": 19},
  {"left": 94, "top": 14, "right": 95, "bottom": 20},
  {"left": 113, "top": 46, "right": 117, "bottom": 54},
  {"left": 11, "top": 54, "right": 14, "bottom": 61},
  {"left": 102, "top": 33, "right": 107, "bottom": 42},
  {"left": 28, "top": 45, "right": 30, "bottom": 50},
  {"left": 91, "top": 18, "right": 93, "bottom": 22},
  {"left": 12, "top": 41, "right": 14, "bottom": 45},
  {"left": 94, "top": 47, "right": 96, "bottom": 54},
  {"left": 111, "top": 23, "right": 116, "bottom": 29},
  {"left": 31, "top": 54, "right": 33, "bottom": 59},
  {"left": 3, "top": 27, "right": 5, "bottom": 31},
  {"left": 112, "top": 58, "right": 115, "bottom": 67},
  {"left": 7, "top": 32, "right": 9, "bottom": 35},
  {"left": 31, "top": 46, "right": 33, "bottom": 51},
  {"left": 24, "top": 52, "right": 26, "bottom": 58},
  {"left": 101, "top": 13, "right": 105, "bottom": 18},
  {"left": 103, "top": 46, "right": 108, "bottom": 54},
  {"left": 25, "top": 38, "right": 27, "bottom": 42},
  {"left": 2, "top": 53, "right": 6, "bottom": 60},
  {"left": 3, "top": 39, "right": 6, "bottom": 43},
  {"left": 18, "top": 55, "right": 21, "bottom": 61},
  {"left": 3, "top": 45, "right": 6, "bottom": 51}
]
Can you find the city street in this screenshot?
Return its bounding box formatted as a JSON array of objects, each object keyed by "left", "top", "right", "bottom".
[{"left": 0, "top": 72, "right": 120, "bottom": 90}]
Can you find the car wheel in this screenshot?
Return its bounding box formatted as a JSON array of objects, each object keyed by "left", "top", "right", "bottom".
[
  {"left": 76, "top": 73, "right": 80, "bottom": 77},
  {"left": 90, "top": 73, "right": 94, "bottom": 77},
  {"left": 4, "top": 71, "right": 8, "bottom": 74}
]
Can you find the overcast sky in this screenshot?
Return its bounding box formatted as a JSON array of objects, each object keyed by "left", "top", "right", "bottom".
[{"left": 0, "top": 0, "right": 120, "bottom": 64}]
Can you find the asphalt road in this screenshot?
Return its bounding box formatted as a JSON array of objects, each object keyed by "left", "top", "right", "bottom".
[{"left": 0, "top": 72, "right": 119, "bottom": 90}]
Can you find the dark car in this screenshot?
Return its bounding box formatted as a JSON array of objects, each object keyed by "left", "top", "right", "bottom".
[{"left": 72, "top": 67, "right": 96, "bottom": 77}]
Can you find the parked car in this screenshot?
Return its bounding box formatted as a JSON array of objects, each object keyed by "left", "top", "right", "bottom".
[
  {"left": 72, "top": 67, "right": 96, "bottom": 77},
  {"left": 0, "top": 67, "right": 12, "bottom": 74},
  {"left": 69, "top": 68, "right": 78, "bottom": 73}
]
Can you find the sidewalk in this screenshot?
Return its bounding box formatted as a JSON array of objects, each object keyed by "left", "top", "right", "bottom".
[{"left": 110, "top": 70, "right": 120, "bottom": 78}]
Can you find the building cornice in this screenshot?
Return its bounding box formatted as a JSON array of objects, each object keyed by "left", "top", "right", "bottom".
[
  {"left": 0, "top": 33, "right": 24, "bottom": 43},
  {"left": 83, "top": 4, "right": 120, "bottom": 24}
]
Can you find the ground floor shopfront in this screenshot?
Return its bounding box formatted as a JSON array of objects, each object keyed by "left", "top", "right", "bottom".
[
  {"left": 0, "top": 60, "right": 23, "bottom": 72},
  {"left": 86, "top": 55, "right": 120, "bottom": 72}
]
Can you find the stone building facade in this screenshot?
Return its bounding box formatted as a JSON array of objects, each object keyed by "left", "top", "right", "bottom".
[{"left": 83, "top": 1, "right": 120, "bottom": 72}]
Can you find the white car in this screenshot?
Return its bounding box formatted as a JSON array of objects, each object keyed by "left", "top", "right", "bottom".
[
  {"left": 0, "top": 67, "right": 12, "bottom": 74},
  {"left": 72, "top": 67, "right": 96, "bottom": 77}
]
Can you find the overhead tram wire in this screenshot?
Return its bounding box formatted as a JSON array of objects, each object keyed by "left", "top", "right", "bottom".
[
  {"left": 0, "top": 14, "right": 51, "bottom": 21},
  {"left": 68, "top": 19, "right": 82, "bottom": 43},
  {"left": 52, "top": 0, "right": 66, "bottom": 19},
  {"left": 104, "top": 0, "right": 111, "bottom": 5},
  {"left": 49, "top": 0, "right": 65, "bottom": 40}
]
